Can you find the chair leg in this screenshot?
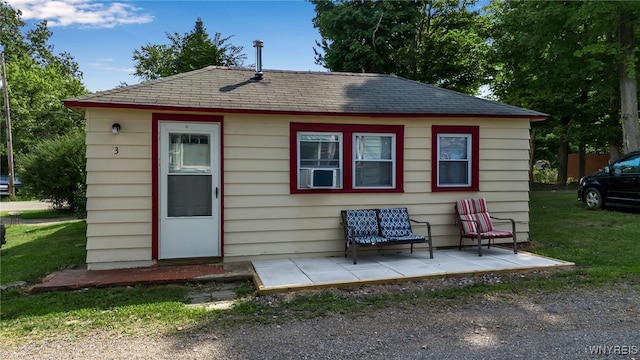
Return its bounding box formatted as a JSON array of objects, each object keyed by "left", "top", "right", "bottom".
[
  {"left": 345, "top": 228, "right": 351, "bottom": 259},
  {"left": 428, "top": 239, "right": 434, "bottom": 259},
  {"left": 511, "top": 218, "right": 518, "bottom": 254},
  {"left": 353, "top": 243, "right": 358, "bottom": 264},
  {"left": 410, "top": 243, "right": 414, "bottom": 254},
  {"left": 477, "top": 234, "right": 483, "bottom": 256},
  {"left": 459, "top": 236, "right": 463, "bottom": 251}
]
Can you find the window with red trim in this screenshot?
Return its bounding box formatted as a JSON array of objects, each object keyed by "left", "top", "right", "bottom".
[
  {"left": 290, "top": 123, "right": 404, "bottom": 193},
  {"left": 431, "top": 125, "right": 479, "bottom": 192}
]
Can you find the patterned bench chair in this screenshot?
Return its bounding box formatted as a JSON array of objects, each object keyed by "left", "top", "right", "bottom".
[
  {"left": 341, "top": 208, "right": 433, "bottom": 264},
  {"left": 378, "top": 207, "right": 433, "bottom": 259},
  {"left": 454, "top": 198, "right": 517, "bottom": 256}
]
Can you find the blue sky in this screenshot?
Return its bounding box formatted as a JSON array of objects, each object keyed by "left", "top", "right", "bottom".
[{"left": 6, "top": 0, "right": 325, "bottom": 92}]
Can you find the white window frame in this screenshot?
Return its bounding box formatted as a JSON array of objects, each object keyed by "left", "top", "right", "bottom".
[
  {"left": 297, "top": 132, "right": 343, "bottom": 189},
  {"left": 169, "top": 133, "right": 211, "bottom": 174},
  {"left": 352, "top": 133, "right": 396, "bottom": 189},
  {"left": 437, "top": 133, "right": 472, "bottom": 187}
]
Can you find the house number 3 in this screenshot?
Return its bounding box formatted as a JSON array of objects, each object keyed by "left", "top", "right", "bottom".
[{"left": 114, "top": 146, "right": 119, "bottom": 155}]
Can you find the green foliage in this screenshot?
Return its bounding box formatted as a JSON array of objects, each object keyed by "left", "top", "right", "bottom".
[
  {"left": 532, "top": 167, "right": 558, "bottom": 184},
  {"left": 133, "top": 17, "right": 246, "bottom": 81},
  {"left": 17, "top": 130, "right": 86, "bottom": 212},
  {"left": 0, "top": 3, "right": 88, "bottom": 160},
  {"left": 73, "top": 182, "right": 87, "bottom": 219},
  {"left": 487, "top": 0, "right": 640, "bottom": 166},
  {"left": 311, "top": 0, "right": 490, "bottom": 94},
  {"left": 233, "top": 281, "right": 256, "bottom": 298},
  {"left": 3, "top": 57, "right": 87, "bottom": 155}
]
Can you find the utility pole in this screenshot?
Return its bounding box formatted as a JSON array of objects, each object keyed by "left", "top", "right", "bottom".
[{"left": 1, "top": 52, "right": 15, "bottom": 197}]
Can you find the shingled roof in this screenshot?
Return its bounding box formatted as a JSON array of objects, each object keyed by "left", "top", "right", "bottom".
[{"left": 64, "top": 67, "right": 546, "bottom": 119}]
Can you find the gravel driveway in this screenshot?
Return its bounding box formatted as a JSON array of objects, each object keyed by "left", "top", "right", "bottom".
[{"left": 2, "top": 284, "right": 638, "bottom": 359}]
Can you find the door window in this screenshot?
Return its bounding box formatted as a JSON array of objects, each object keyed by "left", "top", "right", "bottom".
[{"left": 167, "top": 132, "right": 212, "bottom": 217}]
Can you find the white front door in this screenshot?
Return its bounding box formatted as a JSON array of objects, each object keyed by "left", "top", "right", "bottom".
[{"left": 159, "top": 121, "right": 220, "bottom": 259}]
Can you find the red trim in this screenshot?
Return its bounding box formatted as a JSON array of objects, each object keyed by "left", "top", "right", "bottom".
[
  {"left": 431, "top": 125, "right": 480, "bottom": 192},
  {"left": 63, "top": 101, "right": 548, "bottom": 120},
  {"left": 151, "top": 119, "right": 159, "bottom": 259},
  {"left": 289, "top": 123, "right": 404, "bottom": 194},
  {"left": 151, "top": 113, "right": 224, "bottom": 261}
]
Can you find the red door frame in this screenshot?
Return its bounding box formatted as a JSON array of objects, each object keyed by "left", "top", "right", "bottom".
[{"left": 151, "top": 113, "right": 224, "bottom": 260}]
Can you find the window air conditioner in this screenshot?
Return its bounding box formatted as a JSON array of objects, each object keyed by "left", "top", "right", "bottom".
[{"left": 307, "top": 168, "right": 338, "bottom": 188}]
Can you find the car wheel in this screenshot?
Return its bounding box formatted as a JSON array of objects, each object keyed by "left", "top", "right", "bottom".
[{"left": 584, "top": 188, "right": 603, "bottom": 209}]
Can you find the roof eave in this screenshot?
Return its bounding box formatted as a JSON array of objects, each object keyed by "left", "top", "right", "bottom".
[{"left": 62, "top": 101, "right": 548, "bottom": 120}]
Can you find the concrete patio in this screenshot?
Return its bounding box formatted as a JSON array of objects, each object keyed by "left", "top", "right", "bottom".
[
  {"left": 30, "top": 246, "right": 573, "bottom": 294},
  {"left": 253, "top": 247, "right": 574, "bottom": 294}
]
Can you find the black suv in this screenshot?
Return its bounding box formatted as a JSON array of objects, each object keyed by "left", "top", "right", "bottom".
[{"left": 578, "top": 151, "right": 640, "bottom": 209}]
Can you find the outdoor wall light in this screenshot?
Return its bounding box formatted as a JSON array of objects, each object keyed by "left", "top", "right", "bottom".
[{"left": 112, "top": 123, "right": 121, "bottom": 135}]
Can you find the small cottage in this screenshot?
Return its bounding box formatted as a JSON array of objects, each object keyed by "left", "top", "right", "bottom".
[{"left": 64, "top": 63, "right": 546, "bottom": 270}]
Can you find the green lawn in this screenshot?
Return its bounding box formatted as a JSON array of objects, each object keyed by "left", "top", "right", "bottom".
[
  {"left": 1, "top": 221, "right": 86, "bottom": 284},
  {"left": 529, "top": 190, "right": 640, "bottom": 283},
  {"left": 1, "top": 191, "right": 639, "bottom": 343}
]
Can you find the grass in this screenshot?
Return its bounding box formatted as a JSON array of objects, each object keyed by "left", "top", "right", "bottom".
[
  {"left": 528, "top": 190, "right": 640, "bottom": 283},
  {"left": 1, "top": 221, "right": 86, "bottom": 284},
  {"left": 1, "top": 191, "right": 639, "bottom": 343}
]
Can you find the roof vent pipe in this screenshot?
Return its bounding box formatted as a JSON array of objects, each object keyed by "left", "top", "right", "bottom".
[{"left": 253, "top": 40, "right": 264, "bottom": 80}]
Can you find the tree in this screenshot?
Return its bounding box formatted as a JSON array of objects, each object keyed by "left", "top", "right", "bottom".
[
  {"left": 0, "top": 3, "right": 88, "bottom": 163},
  {"left": 489, "top": 1, "right": 590, "bottom": 184},
  {"left": 18, "top": 130, "right": 86, "bottom": 214},
  {"left": 619, "top": 17, "right": 640, "bottom": 153},
  {"left": 568, "top": 1, "right": 640, "bottom": 154},
  {"left": 132, "top": 17, "right": 246, "bottom": 81},
  {"left": 487, "top": 0, "right": 637, "bottom": 184},
  {"left": 311, "top": 0, "right": 490, "bottom": 95}
]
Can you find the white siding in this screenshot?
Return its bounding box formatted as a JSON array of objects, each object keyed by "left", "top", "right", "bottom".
[
  {"left": 84, "top": 109, "right": 153, "bottom": 270},
  {"left": 220, "top": 115, "right": 531, "bottom": 262},
  {"left": 84, "top": 110, "right": 533, "bottom": 269}
]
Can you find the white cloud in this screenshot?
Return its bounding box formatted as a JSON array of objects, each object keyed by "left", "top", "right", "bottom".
[
  {"left": 86, "top": 58, "right": 134, "bottom": 73},
  {"left": 6, "top": 0, "right": 153, "bottom": 28}
]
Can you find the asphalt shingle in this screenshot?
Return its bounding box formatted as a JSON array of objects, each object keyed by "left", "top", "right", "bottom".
[{"left": 65, "top": 67, "right": 546, "bottom": 118}]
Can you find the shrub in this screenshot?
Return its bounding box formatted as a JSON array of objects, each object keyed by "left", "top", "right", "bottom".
[
  {"left": 532, "top": 167, "right": 558, "bottom": 184},
  {"left": 17, "top": 130, "right": 86, "bottom": 216}
]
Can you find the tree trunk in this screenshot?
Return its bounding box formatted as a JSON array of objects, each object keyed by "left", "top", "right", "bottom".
[
  {"left": 619, "top": 21, "right": 640, "bottom": 153},
  {"left": 609, "top": 141, "right": 622, "bottom": 161},
  {"left": 578, "top": 143, "right": 586, "bottom": 179}
]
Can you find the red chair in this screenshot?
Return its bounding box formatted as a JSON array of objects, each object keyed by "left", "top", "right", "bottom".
[{"left": 454, "top": 198, "right": 517, "bottom": 256}]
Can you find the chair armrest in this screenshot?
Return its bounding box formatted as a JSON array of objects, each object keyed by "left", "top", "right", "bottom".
[
  {"left": 340, "top": 222, "right": 355, "bottom": 243},
  {"left": 490, "top": 216, "right": 514, "bottom": 222},
  {"left": 410, "top": 219, "right": 432, "bottom": 239},
  {"left": 489, "top": 216, "right": 516, "bottom": 233},
  {"left": 346, "top": 226, "right": 355, "bottom": 244},
  {"left": 410, "top": 219, "right": 430, "bottom": 226}
]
